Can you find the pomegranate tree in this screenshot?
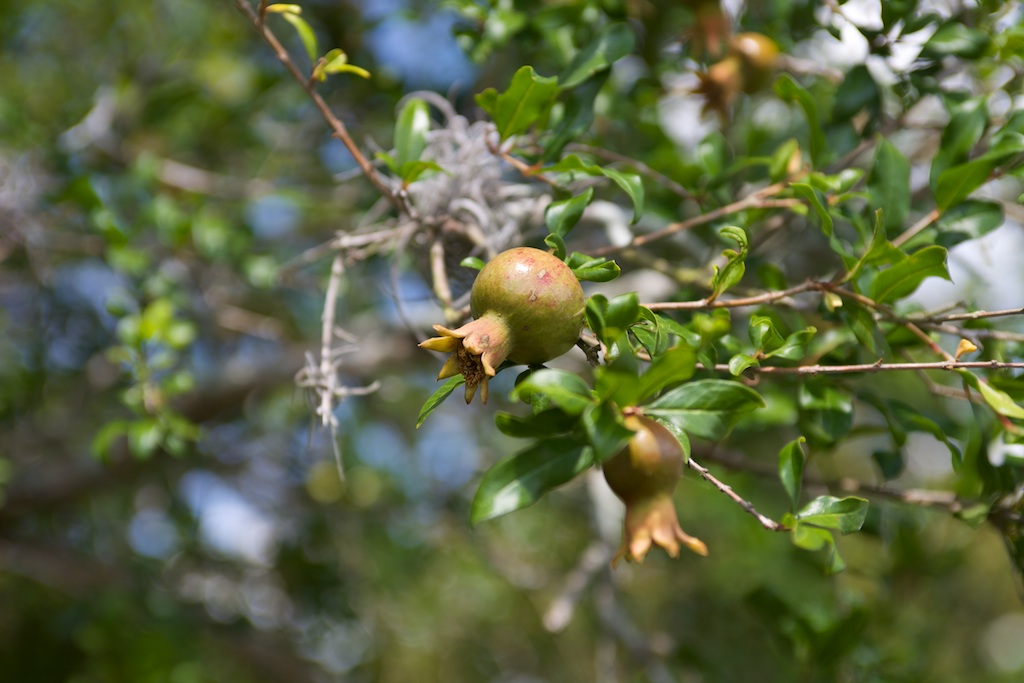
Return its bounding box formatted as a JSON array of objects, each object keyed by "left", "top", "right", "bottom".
[
  {"left": 602, "top": 414, "right": 708, "bottom": 565},
  {"left": 420, "top": 247, "right": 585, "bottom": 404}
]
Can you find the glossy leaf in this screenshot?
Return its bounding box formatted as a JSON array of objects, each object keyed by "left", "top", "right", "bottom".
[
  {"left": 634, "top": 344, "right": 696, "bottom": 404},
  {"left": 796, "top": 495, "right": 869, "bottom": 534},
  {"left": 710, "top": 226, "right": 748, "bottom": 298},
  {"left": 567, "top": 253, "right": 620, "bottom": 282},
  {"left": 645, "top": 379, "right": 764, "bottom": 441},
  {"left": 960, "top": 371, "right": 1024, "bottom": 420},
  {"left": 765, "top": 326, "right": 816, "bottom": 361},
  {"left": 933, "top": 200, "right": 1003, "bottom": 248},
  {"left": 582, "top": 401, "right": 634, "bottom": 462},
  {"left": 475, "top": 65, "right": 559, "bottom": 140},
  {"left": 546, "top": 188, "right": 594, "bottom": 237},
  {"left": 494, "top": 409, "right": 576, "bottom": 438},
  {"left": 510, "top": 369, "right": 594, "bottom": 416},
  {"left": 470, "top": 437, "right": 593, "bottom": 523},
  {"left": 559, "top": 22, "right": 634, "bottom": 89},
  {"left": 792, "top": 183, "right": 833, "bottom": 236},
  {"left": 395, "top": 98, "right": 431, "bottom": 169},
  {"left": 935, "top": 157, "right": 998, "bottom": 211},
  {"left": 416, "top": 376, "right": 466, "bottom": 428},
  {"left": 544, "top": 155, "right": 644, "bottom": 223},
  {"left": 870, "top": 245, "right": 950, "bottom": 304}
]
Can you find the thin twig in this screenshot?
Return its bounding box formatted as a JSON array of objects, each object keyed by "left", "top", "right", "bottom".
[
  {"left": 687, "top": 457, "right": 788, "bottom": 531},
  {"left": 233, "top": 0, "right": 406, "bottom": 213},
  {"left": 912, "top": 307, "right": 1024, "bottom": 323},
  {"left": 645, "top": 280, "right": 817, "bottom": 311},
  {"left": 716, "top": 359, "right": 1024, "bottom": 376},
  {"left": 593, "top": 180, "right": 790, "bottom": 256},
  {"left": 892, "top": 208, "right": 941, "bottom": 248}
]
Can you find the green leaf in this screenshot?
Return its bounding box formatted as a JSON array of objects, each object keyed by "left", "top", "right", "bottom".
[
  {"left": 544, "top": 232, "right": 567, "bottom": 261},
  {"left": 728, "top": 353, "right": 759, "bottom": 376},
  {"left": 568, "top": 253, "right": 620, "bottom": 282},
  {"left": 510, "top": 369, "right": 594, "bottom": 416},
  {"left": 845, "top": 209, "right": 889, "bottom": 282},
  {"left": 795, "top": 495, "right": 869, "bottom": 534},
  {"left": 778, "top": 437, "right": 807, "bottom": 511},
  {"left": 798, "top": 381, "right": 853, "bottom": 446},
  {"left": 559, "top": 22, "right": 635, "bottom": 89},
  {"left": 930, "top": 98, "right": 988, "bottom": 192},
  {"left": 645, "top": 379, "right": 764, "bottom": 441},
  {"left": 749, "top": 315, "right": 784, "bottom": 355},
  {"left": 416, "top": 376, "right": 466, "bottom": 428},
  {"left": 960, "top": 372, "right": 1024, "bottom": 420},
  {"left": 832, "top": 64, "right": 879, "bottom": 122},
  {"left": 546, "top": 188, "right": 594, "bottom": 237},
  {"left": 765, "top": 326, "right": 817, "bottom": 361},
  {"left": 475, "top": 65, "right": 559, "bottom": 140},
  {"left": 775, "top": 74, "right": 826, "bottom": 165},
  {"left": 128, "top": 418, "right": 164, "bottom": 460},
  {"left": 792, "top": 183, "right": 833, "bottom": 236},
  {"left": 922, "top": 22, "right": 990, "bottom": 59},
  {"left": 582, "top": 402, "right": 635, "bottom": 462},
  {"left": 604, "top": 292, "right": 640, "bottom": 335},
  {"left": 710, "top": 226, "right": 748, "bottom": 298},
  {"left": 868, "top": 138, "right": 910, "bottom": 233},
  {"left": 470, "top": 437, "right": 593, "bottom": 524},
  {"left": 933, "top": 200, "right": 1003, "bottom": 248},
  {"left": 397, "top": 160, "right": 445, "bottom": 185},
  {"left": 769, "top": 138, "right": 800, "bottom": 182},
  {"left": 635, "top": 344, "right": 696, "bottom": 404},
  {"left": 494, "top": 409, "right": 576, "bottom": 438},
  {"left": 544, "top": 72, "right": 607, "bottom": 161},
  {"left": 789, "top": 524, "right": 847, "bottom": 573},
  {"left": 935, "top": 157, "right": 998, "bottom": 211},
  {"left": 395, "top": 98, "right": 431, "bottom": 169},
  {"left": 460, "top": 256, "right": 485, "bottom": 271},
  {"left": 544, "top": 155, "right": 644, "bottom": 223},
  {"left": 280, "top": 12, "right": 318, "bottom": 66},
  {"left": 91, "top": 420, "right": 131, "bottom": 460},
  {"left": 869, "top": 245, "right": 950, "bottom": 304}
]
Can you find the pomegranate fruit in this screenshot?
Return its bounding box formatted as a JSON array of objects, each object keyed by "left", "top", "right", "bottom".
[
  {"left": 419, "top": 247, "right": 585, "bottom": 404},
  {"left": 602, "top": 414, "right": 708, "bottom": 565}
]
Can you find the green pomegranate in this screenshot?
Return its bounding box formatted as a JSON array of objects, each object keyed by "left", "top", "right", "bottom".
[
  {"left": 603, "top": 414, "right": 708, "bottom": 565},
  {"left": 420, "top": 247, "right": 585, "bottom": 404}
]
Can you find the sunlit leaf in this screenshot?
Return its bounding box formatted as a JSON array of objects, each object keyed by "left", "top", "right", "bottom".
[
  {"left": 416, "top": 376, "right": 465, "bottom": 429},
  {"left": 645, "top": 379, "right": 764, "bottom": 441},
  {"left": 470, "top": 437, "right": 592, "bottom": 523}
]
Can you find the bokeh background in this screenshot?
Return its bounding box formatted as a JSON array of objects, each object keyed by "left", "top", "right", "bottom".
[{"left": 2, "top": 1, "right": 1024, "bottom": 682}]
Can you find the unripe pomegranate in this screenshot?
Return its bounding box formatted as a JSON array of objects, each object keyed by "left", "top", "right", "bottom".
[
  {"left": 603, "top": 414, "right": 708, "bottom": 565},
  {"left": 694, "top": 32, "right": 779, "bottom": 119},
  {"left": 419, "top": 247, "right": 585, "bottom": 404},
  {"left": 730, "top": 32, "right": 779, "bottom": 93}
]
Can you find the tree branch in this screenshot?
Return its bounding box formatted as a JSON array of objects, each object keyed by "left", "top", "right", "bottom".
[
  {"left": 232, "top": 0, "right": 406, "bottom": 213},
  {"left": 687, "top": 457, "right": 788, "bottom": 532}
]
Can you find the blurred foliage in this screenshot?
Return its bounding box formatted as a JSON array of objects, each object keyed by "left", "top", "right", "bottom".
[{"left": 2, "top": 1, "right": 1024, "bottom": 683}]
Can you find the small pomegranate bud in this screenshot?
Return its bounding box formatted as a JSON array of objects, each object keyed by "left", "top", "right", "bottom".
[
  {"left": 419, "top": 247, "right": 585, "bottom": 404},
  {"left": 693, "top": 55, "right": 743, "bottom": 120},
  {"left": 603, "top": 414, "right": 708, "bottom": 565}
]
